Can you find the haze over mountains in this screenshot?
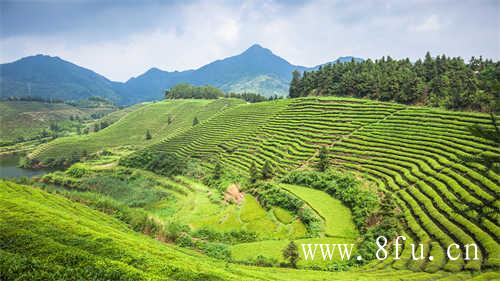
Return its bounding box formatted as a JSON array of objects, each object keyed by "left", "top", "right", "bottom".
[{"left": 0, "top": 44, "right": 361, "bottom": 105}]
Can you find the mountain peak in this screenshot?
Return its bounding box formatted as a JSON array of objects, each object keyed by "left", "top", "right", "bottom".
[{"left": 242, "top": 44, "right": 273, "bottom": 56}]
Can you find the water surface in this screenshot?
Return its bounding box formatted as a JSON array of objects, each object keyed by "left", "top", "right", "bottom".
[{"left": 0, "top": 153, "right": 53, "bottom": 179}]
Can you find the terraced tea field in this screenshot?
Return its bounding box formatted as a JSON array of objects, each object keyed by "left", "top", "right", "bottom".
[
  {"left": 151, "top": 176, "right": 307, "bottom": 239},
  {"left": 148, "top": 97, "right": 499, "bottom": 273},
  {"left": 0, "top": 100, "right": 115, "bottom": 144},
  {"left": 9, "top": 97, "right": 499, "bottom": 279},
  {"left": 29, "top": 99, "right": 243, "bottom": 160},
  {"left": 280, "top": 183, "right": 358, "bottom": 238}
]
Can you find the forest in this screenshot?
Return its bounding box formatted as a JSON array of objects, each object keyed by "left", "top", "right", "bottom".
[
  {"left": 289, "top": 53, "right": 499, "bottom": 112},
  {"left": 165, "top": 83, "right": 272, "bottom": 103}
]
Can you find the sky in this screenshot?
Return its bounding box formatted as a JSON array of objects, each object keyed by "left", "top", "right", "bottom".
[{"left": 1, "top": 0, "right": 499, "bottom": 82}]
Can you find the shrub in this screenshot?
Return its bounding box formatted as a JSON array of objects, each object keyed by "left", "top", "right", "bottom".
[{"left": 119, "top": 150, "right": 187, "bottom": 177}]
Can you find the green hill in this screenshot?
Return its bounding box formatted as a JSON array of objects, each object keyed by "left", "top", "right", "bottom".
[
  {"left": 141, "top": 97, "right": 499, "bottom": 272},
  {"left": 0, "top": 100, "right": 115, "bottom": 144},
  {"left": 29, "top": 99, "right": 244, "bottom": 162},
  {"left": 1, "top": 167, "right": 495, "bottom": 280},
  {"left": 0, "top": 55, "right": 119, "bottom": 102},
  {"left": 5, "top": 96, "right": 500, "bottom": 279}
]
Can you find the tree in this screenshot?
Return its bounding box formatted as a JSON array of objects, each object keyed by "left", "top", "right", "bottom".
[
  {"left": 193, "top": 117, "right": 199, "bottom": 126},
  {"left": 145, "top": 129, "right": 152, "bottom": 140},
  {"left": 282, "top": 241, "right": 299, "bottom": 268},
  {"left": 289, "top": 70, "right": 302, "bottom": 98},
  {"left": 317, "top": 146, "right": 329, "bottom": 172},
  {"left": 261, "top": 160, "right": 273, "bottom": 179},
  {"left": 249, "top": 161, "right": 258, "bottom": 183},
  {"left": 213, "top": 161, "right": 222, "bottom": 180}
]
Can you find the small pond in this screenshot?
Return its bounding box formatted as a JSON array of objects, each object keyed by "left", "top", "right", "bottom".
[{"left": 0, "top": 153, "right": 54, "bottom": 179}]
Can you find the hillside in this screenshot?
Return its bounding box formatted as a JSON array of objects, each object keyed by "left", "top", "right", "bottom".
[
  {"left": 134, "top": 97, "right": 499, "bottom": 272},
  {"left": 4, "top": 179, "right": 476, "bottom": 280},
  {"left": 3, "top": 96, "right": 500, "bottom": 280},
  {"left": 0, "top": 100, "right": 115, "bottom": 144},
  {"left": 29, "top": 99, "right": 244, "bottom": 162},
  {"left": 0, "top": 55, "right": 119, "bottom": 101}
]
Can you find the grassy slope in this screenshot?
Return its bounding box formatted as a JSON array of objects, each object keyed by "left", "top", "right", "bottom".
[
  {"left": 281, "top": 184, "right": 358, "bottom": 238},
  {"left": 146, "top": 96, "right": 500, "bottom": 273},
  {"left": 0, "top": 101, "right": 113, "bottom": 143},
  {"left": 1, "top": 180, "right": 467, "bottom": 281},
  {"left": 231, "top": 184, "right": 358, "bottom": 266},
  {"left": 29, "top": 99, "right": 244, "bottom": 160},
  {"left": 156, "top": 177, "right": 306, "bottom": 240}
]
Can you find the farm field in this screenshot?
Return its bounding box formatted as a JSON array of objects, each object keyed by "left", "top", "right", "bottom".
[
  {"left": 3, "top": 96, "right": 499, "bottom": 280},
  {"left": 28, "top": 98, "right": 244, "bottom": 161},
  {"left": 280, "top": 183, "right": 358, "bottom": 238},
  {"left": 0, "top": 100, "right": 115, "bottom": 144},
  {"left": 143, "top": 97, "right": 500, "bottom": 273},
  {"left": 1, "top": 173, "right": 496, "bottom": 280}
]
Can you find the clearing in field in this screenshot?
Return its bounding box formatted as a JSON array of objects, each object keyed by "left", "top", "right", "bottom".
[{"left": 281, "top": 183, "right": 359, "bottom": 238}]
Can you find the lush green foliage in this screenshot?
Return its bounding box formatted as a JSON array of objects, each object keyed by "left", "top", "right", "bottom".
[
  {"left": 248, "top": 182, "right": 321, "bottom": 236},
  {"left": 165, "top": 83, "right": 225, "bottom": 99},
  {"left": 290, "top": 53, "right": 499, "bottom": 111},
  {"left": 224, "top": 92, "right": 269, "bottom": 103},
  {"left": 0, "top": 100, "right": 115, "bottom": 144},
  {"left": 120, "top": 150, "right": 187, "bottom": 177},
  {"left": 280, "top": 183, "right": 359, "bottom": 238},
  {"left": 282, "top": 241, "right": 299, "bottom": 268},
  {"left": 142, "top": 96, "right": 499, "bottom": 271},
  {"left": 28, "top": 99, "right": 244, "bottom": 165},
  {"left": 7, "top": 180, "right": 418, "bottom": 280},
  {"left": 281, "top": 170, "right": 379, "bottom": 230},
  {"left": 317, "top": 146, "right": 329, "bottom": 171}
]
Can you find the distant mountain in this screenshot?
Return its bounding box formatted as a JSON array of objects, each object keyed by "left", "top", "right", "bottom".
[
  {"left": 0, "top": 55, "right": 119, "bottom": 102},
  {"left": 0, "top": 45, "right": 362, "bottom": 104}
]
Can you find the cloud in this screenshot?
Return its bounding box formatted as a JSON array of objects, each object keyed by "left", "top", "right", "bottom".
[
  {"left": 1, "top": 0, "right": 498, "bottom": 81},
  {"left": 411, "top": 15, "right": 442, "bottom": 32}
]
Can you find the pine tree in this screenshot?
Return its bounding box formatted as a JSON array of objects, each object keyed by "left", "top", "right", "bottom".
[
  {"left": 289, "top": 70, "right": 302, "bottom": 98},
  {"left": 317, "top": 146, "right": 329, "bottom": 172},
  {"left": 193, "top": 117, "right": 199, "bottom": 126},
  {"left": 145, "top": 129, "right": 152, "bottom": 140},
  {"left": 261, "top": 160, "right": 273, "bottom": 179},
  {"left": 282, "top": 241, "right": 299, "bottom": 268},
  {"left": 249, "top": 161, "right": 258, "bottom": 183},
  {"left": 213, "top": 161, "right": 222, "bottom": 180}
]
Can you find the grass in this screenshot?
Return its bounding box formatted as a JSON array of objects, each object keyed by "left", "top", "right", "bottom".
[
  {"left": 29, "top": 99, "right": 244, "bottom": 161},
  {"left": 166, "top": 180, "right": 305, "bottom": 239},
  {"left": 2, "top": 180, "right": 492, "bottom": 280},
  {"left": 0, "top": 100, "right": 115, "bottom": 143},
  {"left": 281, "top": 184, "right": 359, "bottom": 239},
  {"left": 273, "top": 207, "right": 295, "bottom": 224},
  {"left": 231, "top": 237, "right": 358, "bottom": 266},
  {"left": 6, "top": 96, "right": 500, "bottom": 277},
  {"left": 142, "top": 96, "right": 499, "bottom": 272}
]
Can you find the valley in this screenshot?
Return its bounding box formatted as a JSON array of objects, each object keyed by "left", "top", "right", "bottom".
[{"left": 1, "top": 95, "right": 498, "bottom": 280}]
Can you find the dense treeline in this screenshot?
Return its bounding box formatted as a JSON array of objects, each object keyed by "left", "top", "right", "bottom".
[
  {"left": 4, "top": 96, "right": 65, "bottom": 103},
  {"left": 224, "top": 92, "right": 268, "bottom": 103},
  {"left": 165, "top": 83, "right": 224, "bottom": 99},
  {"left": 289, "top": 53, "right": 499, "bottom": 112},
  {"left": 165, "top": 83, "right": 270, "bottom": 103}
]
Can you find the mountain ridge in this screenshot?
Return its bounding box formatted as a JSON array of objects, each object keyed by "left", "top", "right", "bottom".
[{"left": 0, "top": 45, "right": 362, "bottom": 104}]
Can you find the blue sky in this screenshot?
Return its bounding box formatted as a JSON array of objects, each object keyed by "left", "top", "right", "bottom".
[{"left": 1, "top": 0, "right": 499, "bottom": 81}]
